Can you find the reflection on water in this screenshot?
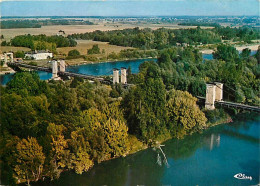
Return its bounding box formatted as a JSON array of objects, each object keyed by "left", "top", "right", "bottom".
[
  {"left": 202, "top": 133, "right": 221, "bottom": 151},
  {"left": 32, "top": 116, "right": 260, "bottom": 186}
]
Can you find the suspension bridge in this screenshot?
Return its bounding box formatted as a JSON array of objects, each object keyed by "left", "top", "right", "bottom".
[
  {"left": 5, "top": 58, "right": 260, "bottom": 113},
  {"left": 7, "top": 61, "right": 114, "bottom": 84},
  {"left": 197, "top": 82, "right": 260, "bottom": 113}
]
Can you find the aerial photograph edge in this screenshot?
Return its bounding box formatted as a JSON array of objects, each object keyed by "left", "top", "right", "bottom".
[{"left": 0, "top": 0, "right": 259, "bottom": 185}]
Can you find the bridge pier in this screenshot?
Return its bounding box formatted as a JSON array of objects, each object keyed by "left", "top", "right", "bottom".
[
  {"left": 205, "top": 82, "right": 224, "bottom": 110},
  {"left": 52, "top": 61, "right": 60, "bottom": 80},
  {"left": 4, "top": 52, "right": 13, "bottom": 67},
  {"left": 113, "top": 68, "right": 119, "bottom": 84},
  {"left": 113, "top": 68, "right": 127, "bottom": 84},
  {"left": 59, "top": 60, "right": 66, "bottom": 72},
  {"left": 206, "top": 84, "right": 216, "bottom": 110},
  {"left": 215, "top": 82, "right": 223, "bottom": 101},
  {"left": 121, "top": 67, "right": 127, "bottom": 84}
]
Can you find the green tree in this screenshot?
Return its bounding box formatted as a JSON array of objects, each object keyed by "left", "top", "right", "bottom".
[
  {"left": 87, "top": 44, "right": 101, "bottom": 54},
  {"left": 46, "top": 123, "right": 70, "bottom": 179},
  {"left": 70, "top": 147, "right": 93, "bottom": 174},
  {"left": 1, "top": 40, "right": 8, "bottom": 46},
  {"left": 6, "top": 72, "right": 49, "bottom": 97},
  {"left": 167, "top": 90, "right": 207, "bottom": 139},
  {"left": 0, "top": 93, "right": 50, "bottom": 138},
  {"left": 123, "top": 62, "right": 168, "bottom": 141},
  {"left": 14, "top": 137, "right": 45, "bottom": 185},
  {"left": 79, "top": 109, "right": 110, "bottom": 162},
  {"left": 240, "top": 48, "right": 251, "bottom": 59},
  {"left": 14, "top": 51, "right": 25, "bottom": 58},
  {"left": 213, "top": 44, "right": 239, "bottom": 62},
  {"left": 102, "top": 118, "right": 129, "bottom": 157},
  {"left": 69, "top": 129, "right": 93, "bottom": 174},
  {"left": 68, "top": 49, "right": 80, "bottom": 57},
  {"left": 255, "top": 46, "right": 260, "bottom": 63}
]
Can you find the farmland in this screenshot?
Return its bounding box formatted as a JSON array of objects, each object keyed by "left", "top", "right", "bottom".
[
  {"left": 0, "top": 22, "right": 213, "bottom": 41},
  {"left": 57, "top": 40, "right": 133, "bottom": 56}
]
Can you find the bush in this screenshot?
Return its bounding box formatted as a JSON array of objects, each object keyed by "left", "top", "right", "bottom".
[
  {"left": 14, "top": 51, "right": 25, "bottom": 58},
  {"left": 28, "top": 62, "right": 37, "bottom": 66},
  {"left": 68, "top": 49, "right": 80, "bottom": 57},
  {"left": 87, "top": 44, "right": 100, "bottom": 54},
  {"left": 1, "top": 41, "right": 8, "bottom": 46},
  {"left": 85, "top": 56, "right": 98, "bottom": 62}
]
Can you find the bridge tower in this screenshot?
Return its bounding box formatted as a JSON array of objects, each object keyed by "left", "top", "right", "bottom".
[
  {"left": 59, "top": 60, "right": 66, "bottom": 72},
  {"left": 113, "top": 68, "right": 119, "bottom": 84},
  {"left": 52, "top": 61, "right": 60, "bottom": 80},
  {"left": 121, "top": 67, "right": 127, "bottom": 84},
  {"left": 205, "top": 82, "right": 224, "bottom": 110},
  {"left": 214, "top": 82, "right": 223, "bottom": 101},
  {"left": 205, "top": 84, "right": 216, "bottom": 110},
  {"left": 3, "top": 52, "right": 13, "bottom": 67}
]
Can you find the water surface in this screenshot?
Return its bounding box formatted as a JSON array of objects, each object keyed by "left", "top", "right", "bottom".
[
  {"left": 1, "top": 51, "right": 257, "bottom": 85},
  {"left": 0, "top": 58, "right": 156, "bottom": 85},
  {"left": 33, "top": 116, "right": 260, "bottom": 186}
]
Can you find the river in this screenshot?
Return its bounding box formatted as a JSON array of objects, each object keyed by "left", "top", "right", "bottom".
[
  {"left": 0, "top": 58, "right": 156, "bottom": 85},
  {"left": 32, "top": 115, "right": 259, "bottom": 186},
  {"left": 1, "top": 51, "right": 257, "bottom": 85},
  {"left": 2, "top": 54, "right": 259, "bottom": 185}
]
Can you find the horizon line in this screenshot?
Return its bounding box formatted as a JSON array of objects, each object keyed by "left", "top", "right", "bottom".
[{"left": 1, "top": 15, "right": 259, "bottom": 18}]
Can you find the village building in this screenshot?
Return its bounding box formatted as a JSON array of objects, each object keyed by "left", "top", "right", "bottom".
[{"left": 25, "top": 50, "right": 53, "bottom": 60}]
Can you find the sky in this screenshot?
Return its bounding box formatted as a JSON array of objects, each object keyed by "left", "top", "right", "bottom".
[{"left": 0, "top": 0, "right": 259, "bottom": 17}]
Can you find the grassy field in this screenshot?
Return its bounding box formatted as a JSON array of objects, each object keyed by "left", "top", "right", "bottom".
[
  {"left": 0, "top": 46, "right": 31, "bottom": 53},
  {"left": 0, "top": 40, "right": 132, "bottom": 57},
  {"left": 1, "top": 22, "right": 213, "bottom": 41},
  {"left": 57, "top": 40, "right": 133, "bottom": 56},
  {"left": 0, "top": 40, "right": 134, "bottom": 66}
]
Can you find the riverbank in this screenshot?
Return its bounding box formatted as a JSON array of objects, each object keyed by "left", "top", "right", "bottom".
[
  {"left": 200, "top": 44, "right": 259, "bottom": 54},
  {"left": 31, "top": 109, "right": 238, "bottom": 186},
  {"left": 66, "top": 57, "right": 157, "bottom": 66},
  {"left": 0, "top": 68, "right": 15, "bottom": 75},
  {"left": 31, "top": 113, "right": 259, "bottom": 186}
]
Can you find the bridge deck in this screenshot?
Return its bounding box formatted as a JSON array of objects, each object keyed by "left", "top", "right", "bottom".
[
  {"left": 197, "top": 96, "right": 260, "bottom": 113},
  {"left": 216, "top": 100, "right": 260, "bottom": 112},
  {"left": 7, "top": 62, "right": 52, "bottom": 72},
  {"left": 7, "top": 62, "right": 112, "bottom": 84}
]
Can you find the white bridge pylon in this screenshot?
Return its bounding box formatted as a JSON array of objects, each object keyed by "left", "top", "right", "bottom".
[
  {"left": 113, "top": 68, "right": 127, "bottom": 84},
  {"left": 3, "top": 52, "right": 14, "bottom": 67},
  {"left": 205, "top": 82, "right": 223, "bottom": 110},
  {"left": 51, "top": 60, "right": 66, "bottom": 80}
]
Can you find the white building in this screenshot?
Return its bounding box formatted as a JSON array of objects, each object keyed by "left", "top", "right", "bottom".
[{"left": 25, "top": 50, "right": 53, "bottom": 60}]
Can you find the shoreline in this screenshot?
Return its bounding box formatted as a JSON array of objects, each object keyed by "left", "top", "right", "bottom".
[
  {"left": 33, "top": 113, "right": 232, "bottom": 185},
  {"left": 66, "top": 57, "right": 157, "bottom": 66},
  {"left": 25, "top": 112, "right": 255, "bottom": 186},
  {"left": 0, "top": 69, "right": 15, "bottom": 75},
  {"left": 200, "top": 44, "right": 259, "bottom": 54}
]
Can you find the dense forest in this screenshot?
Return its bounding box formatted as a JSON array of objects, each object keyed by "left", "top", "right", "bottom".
[
  {"left": 68, "top": 27, "right": 221, "bottom": 49},
  {"left": 155, "top": 45, "right": 260, "bottom": 106},
  {"left": 6, "top": 34, "right": 77, "bottom": 52},
  {"left": 0, "top": 69, "right": 206, "bottom": 185},
  {"left": 0, "top": 19, "right": 94, "bottom": 29},
  {"left": 1, "top": 44, "right": 259, "bottom": 185},
  {"left": 68, "top": 26, "right": 260, "bottom": 49}
]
